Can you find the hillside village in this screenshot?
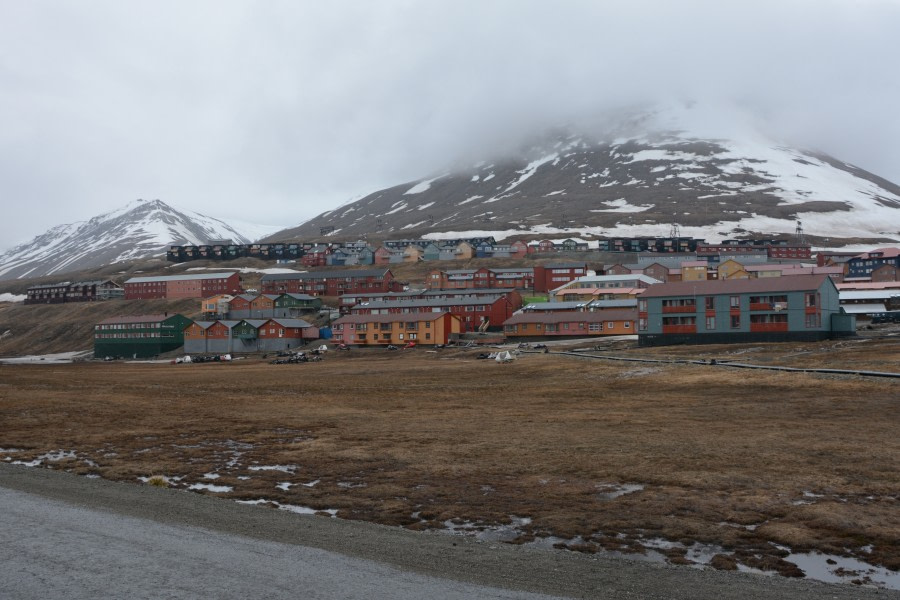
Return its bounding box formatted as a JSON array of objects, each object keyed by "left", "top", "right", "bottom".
[{"left": 4, "top": 236, "right": 899, "bottom": 359}]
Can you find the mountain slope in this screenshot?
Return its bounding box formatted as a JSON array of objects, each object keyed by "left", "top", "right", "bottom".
[
  {"left": 0, "top": 199, "right": 263, "bottom": 280},
  {"left": 279, "top": 113, "right": 900, "bottom": 245}
]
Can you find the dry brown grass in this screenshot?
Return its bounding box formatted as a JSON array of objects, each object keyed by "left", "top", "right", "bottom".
[{"left": 1, "top": 348, "right": 898, "bottom": 574}]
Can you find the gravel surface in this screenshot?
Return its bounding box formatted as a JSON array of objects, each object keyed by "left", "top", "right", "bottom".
[{"left": 3, "top": 464, "right": 896, "bottom": 599}]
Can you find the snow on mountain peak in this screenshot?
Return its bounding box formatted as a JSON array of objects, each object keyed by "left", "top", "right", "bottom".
[{"left": 0, "top": 199, "right": 274, "bottom": 280}]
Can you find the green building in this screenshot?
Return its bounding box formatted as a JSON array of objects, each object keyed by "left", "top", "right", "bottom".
[{"left": 94, "top": 313, "right": 193, "bottom": 358}]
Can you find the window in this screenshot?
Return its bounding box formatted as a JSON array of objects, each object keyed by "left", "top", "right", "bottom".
[
  {"left": 425, "top": 333, "right": 431, "bottom": 340},
  {"left": 805, "top": 313, "right": 821, "bottom": 328},
  {"left": 805, "top": 293, "right": 818, "bottom": 308},
  {"left": 706, "top": 316, "right": 716, "bottom": 330},
  {"left": 624, "top": 322, "right": 630, "bottom": 329},
  {"left": 638, "top": 318, "right": 648, "bottom": 331},
  {"left": 408, "top": 333, "right": 416, "bottom": 340},
  {"left": 589, "top": 323, "right": 601, "bottom": 332},
  {"left": 730, "top": 296, "right": 740, "bottom": 309},
  {"left": 730, "top": 315, "right": 740, "bottom": 329},
  {"left": 607, "top": 322, "right": 614, "bottom": 329},
  {"left": 638, "top": 299, "right": 647, "bottom": 312},
  {"left": 705, "top": 297, "right": 715, "bottom": 310}
]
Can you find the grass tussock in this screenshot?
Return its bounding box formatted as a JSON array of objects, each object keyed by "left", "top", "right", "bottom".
[{"left": 0, "top": 347, "right": 897, "bottom": 574}]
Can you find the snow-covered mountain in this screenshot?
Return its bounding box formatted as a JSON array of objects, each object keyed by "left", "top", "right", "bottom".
[
  {"left": 280, "top": 105, "right": 900, "bottom": 245},
  {"left": 0, "top": 199, "right": 273, "bottom": 280}
]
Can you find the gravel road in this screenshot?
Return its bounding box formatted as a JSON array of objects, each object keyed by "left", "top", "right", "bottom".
[{"left": 1, "top": 464, "right": 895, "bottom": 600}]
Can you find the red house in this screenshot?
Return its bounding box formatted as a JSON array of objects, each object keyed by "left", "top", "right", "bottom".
[
  {"left": 533, "top": 262, "right": 588, "bottom": 293},
  {"left": 124, "top": 272, "right": 242, "bottom": 300},
  {"left": 260, "top": 269, "right": 401, "bottom": 296}
]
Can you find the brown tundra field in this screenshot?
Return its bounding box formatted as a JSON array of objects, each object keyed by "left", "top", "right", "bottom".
[{"left": 1, "top": 336, "right": 898, "bottom": 587}]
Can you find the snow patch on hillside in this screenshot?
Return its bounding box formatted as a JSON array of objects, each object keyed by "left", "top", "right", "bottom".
[{"left": 404, "top": 174, "right": 448, "bottom": 195}]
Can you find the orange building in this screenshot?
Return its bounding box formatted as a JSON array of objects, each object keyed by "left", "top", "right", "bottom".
[{"left": 332, "top": 312, "right": 462, "bottom": 346}]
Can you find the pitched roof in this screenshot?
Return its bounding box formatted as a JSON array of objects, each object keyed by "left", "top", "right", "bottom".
[
  {"left": 853, "top": 247, "right": 900, "bottom": 260},
  {"left": 639, "top": 274, "right": 834, "bottom": 298},
  {"left": 260, "top": 269, "right": 391, "bottom": 281},
  {"left": 125, "top": 272, "right": 237, "bottom": 284},
  {"left": 333, "top": 312, "right": 453, "bottom": 324},
  {"left": 264, "top": 318, "right": 315, "bottom": 328},
  {"left": 352, "top": 296, "right": 504, "bottom": 310}
]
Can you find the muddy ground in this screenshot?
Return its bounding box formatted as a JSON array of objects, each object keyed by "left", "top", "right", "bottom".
[{"left": 1, "top": 338, "right": 898, "bottom": 588}]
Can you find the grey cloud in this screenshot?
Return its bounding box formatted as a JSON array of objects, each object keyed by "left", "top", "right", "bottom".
[{"left": 1, "top": 0, "right": 898, "bottom": 247}]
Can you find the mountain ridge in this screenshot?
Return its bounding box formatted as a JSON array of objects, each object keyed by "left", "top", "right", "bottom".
[
  {"left": 0, "top": 199, "right": 272, "bottom": 281},
  {"left": 272, "top": 111, "right": 900, "bottom": 245}
]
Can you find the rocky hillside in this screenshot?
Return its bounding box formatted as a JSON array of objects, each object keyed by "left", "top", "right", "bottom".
[
  {"left": 278, "top": 112, "right": 900, "bottom": 245},
  {"left": 0, "top": 199, "right": 274, "bottom": 281}
]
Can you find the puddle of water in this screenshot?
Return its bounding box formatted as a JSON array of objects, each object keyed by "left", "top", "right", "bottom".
[
  {"left": 778, "top": 547, "right": 900, "bottom": 589},
  {"left": 596, "top": 483, "right": 644, "bottom": 500},
  {"left": 235, "top": 498, "right": 338, "bottom": 517}
]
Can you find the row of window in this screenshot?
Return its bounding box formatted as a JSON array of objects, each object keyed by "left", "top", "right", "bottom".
[
  {"left": 643, "top": 312, "right": 822, "bottom": 331},
  {"left": 96, "top": 323, "right": 162, "bottom": 330},
  {"left": 95, "top": 333, "right": 174, "bottom": 339},
  {"left": 505, "top": 321, "right": 629, "bottom": 332},
  {"left": 335, "top": 321, "right": 433, "bottom": 331}
]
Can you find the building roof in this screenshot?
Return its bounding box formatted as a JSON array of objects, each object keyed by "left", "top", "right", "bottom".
[
  {"left": 680, "top": 261, "right": 708, "bottom": 268},
  {"left": 190, "top": 320, "right": 240, "bottom": 330},
  {"left": 523, "top": 301, "right": 590, "bottom": 311},
  {"left": 333, "top": 312, "right": 454, "bottom": 324},
  {"left": 235, "top": 319, "right": 268, "bottom": 328},
  {"left": 260, "top": 269, "right": 391, "bottom": 281},
  {"left": 841, "top": 303, "right": 887, "bottom": 314},
  {"left": 422, "top": 288, "right": 516, "bottom": 296},
  {"left": 540, "top": 262, "right": 588, "bottom": 268},
  {"left": 504, "top": 309, "right": 637, "bottom": 325},
  {"left": 97, "top": 314, "right": 184, "bottom": 325},
  {"left": 639, "top": 274, "right": 834, "bottom": 298},
  {"left": 837, "top": 281, "right": 900, "bottom": 290},
  {"left": 555, "top": 287, "right": 647, "bottom": 297},
  {"left": 265, "top": 318, "right": 315, "bottom": 328},
  {"left": 353, "top": 296, "right": 504, "bottom": 310},
  {"left": 125, "top": 272, "right": 237, "bottom": 284},
  {"left": 853, "top": 247, "right": 900, "bottom": 260}
]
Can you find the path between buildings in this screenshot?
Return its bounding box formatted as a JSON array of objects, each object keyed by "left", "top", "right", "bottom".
[{"left": 1, "top": 464, "right": 895, "bottom": 600}]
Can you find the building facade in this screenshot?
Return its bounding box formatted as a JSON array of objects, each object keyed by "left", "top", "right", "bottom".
[
  {"left": 124, "top": 273, "right": 241, "bottom": 300},
  {"left": 260, "top": 269, "right": 401, "bottom": 296},
  {"left": 332, "top": 312, "right": 462, "bottom": 346},
  {"left": 637, "top": 274, "right": 854, "bottom": 346},
  {"left": 94, "top": 313, "right": 192, "bottom": 358}
]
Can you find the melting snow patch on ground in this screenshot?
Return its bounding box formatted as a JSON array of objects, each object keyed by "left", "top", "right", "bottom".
[
  {"left": 248, "top": 465, "right": 298, "bottom": 473},
  {"left": 188, "top": 483, "right": 233, "bottom": 493},
  {"left": 590, "top": 199, "right": 654, "bottom": 213}
]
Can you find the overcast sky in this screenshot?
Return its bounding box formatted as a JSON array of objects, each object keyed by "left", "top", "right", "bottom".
[{"left": 2, "top": 0, "right": 899, "bottom": 248}]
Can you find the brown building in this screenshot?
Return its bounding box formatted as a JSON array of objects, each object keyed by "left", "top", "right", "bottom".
[
  {"left": 124, "top": 273, "right": 241, "bottom": 300},
  {"left": 503, "top": 309, "right": 637, "bottom": 338}
]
